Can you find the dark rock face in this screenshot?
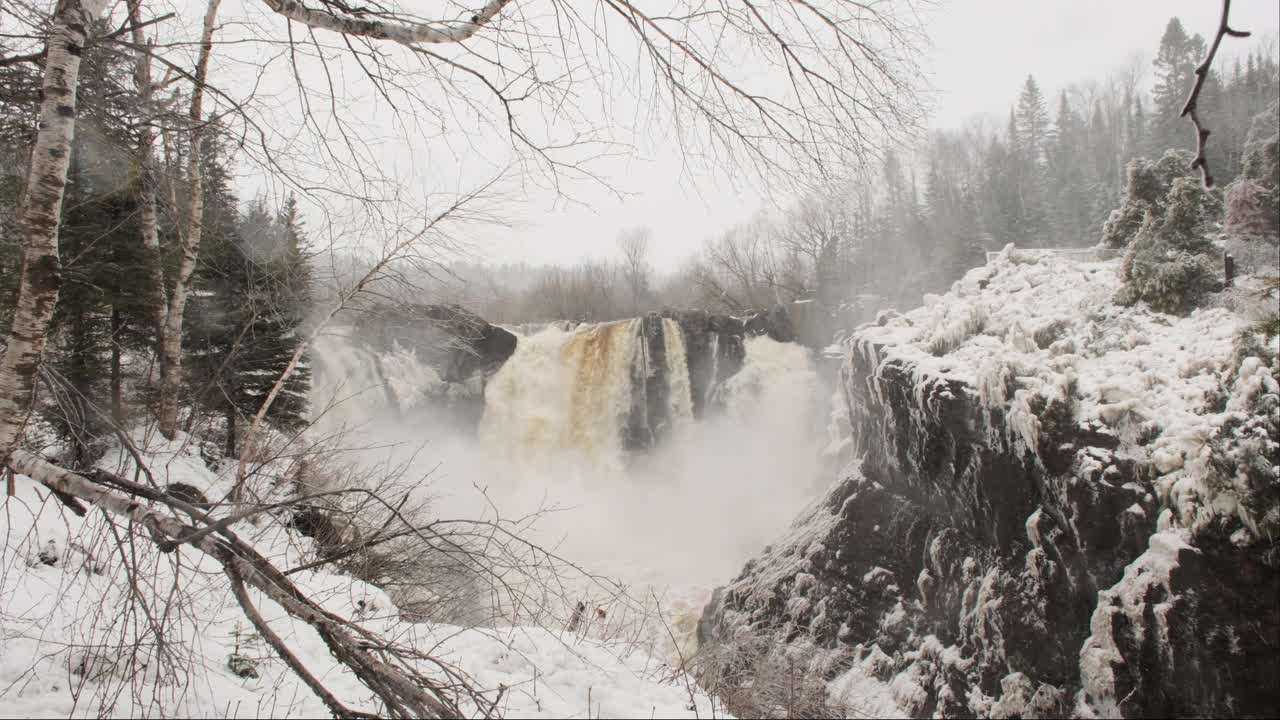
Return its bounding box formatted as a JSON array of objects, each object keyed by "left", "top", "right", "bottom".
[
  {"left": 741, "top": 305, "right": 797, "bottom": 344},
  {"left": 1080, "top": 534, "right": 1280, "bottom": 718},
  {"left": 623, "top": 314, "right": 670, "bottom": 451},
  {"left": 700, "top": 335, "right": 1278, "bottom": 717},
  {"left": 611, "top": 307, "right": 803, "bottom": 451},
  {"left": 354, "top": 303, "right": 517, "bottom": 382},
  {"left": 349, "top": 304, "right": 517, "bottom": 428},
  {"left": 623, "top": 311, "right": 755, "bottom": 450}
]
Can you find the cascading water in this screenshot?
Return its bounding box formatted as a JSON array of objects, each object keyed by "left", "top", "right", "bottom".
[
  {"left": 311, "top": 315, "right": 826, "bottom": 657},
  {"left": 663, "top": 319, "right": 695, "bottom": 426}
]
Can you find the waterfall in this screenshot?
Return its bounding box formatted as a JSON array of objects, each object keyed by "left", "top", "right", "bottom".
[
  {"left": 309, "top": 316, "right": 826, "bottom": 662},
  {"left": 479, "top": 320, "right": 645, "bottom": 469},
  {"left": 663, "top": 318, "right": 694, "bottom": 426},
  {"left": 480, "top": 318, "right": 697, "bottom": 468}
]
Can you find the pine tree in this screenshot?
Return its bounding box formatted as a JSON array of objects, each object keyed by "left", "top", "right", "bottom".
[
  {"left": 1048, "top": 91, "right": 1091, "bottom": 244},
  {"left": 186, "top": 174, "right": 312, "bottom": 457},
  {"left": 1225, "top": 100, "right": 1280, "bottom": 242},
  {"left": 1118, "top": 177, "right": 1221, "bottom": 314},
  {"left": 1016, "top": 76, "right": 1051, "bottom": 167},
  {"left": 1150, "top": 18, "right": 1206, "bottom": 154}
]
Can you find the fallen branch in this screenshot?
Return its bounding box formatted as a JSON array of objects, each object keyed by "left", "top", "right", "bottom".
[{"left": 7, "top": 448, "right": 464, "bottom": 719}]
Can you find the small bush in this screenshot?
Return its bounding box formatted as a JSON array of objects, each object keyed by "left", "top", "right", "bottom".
[
  {"left": 1102, "top": 150, "right": 1202, "bottom": 249},
  {"left": 1118, "top": 177, "right": 1223, "bottom": 315},
  {"left": 926, "top": 303, "right": 988, "bottom": 356},
  {"left": 695, "top": 630, "right": 847, "bottom": 719}
]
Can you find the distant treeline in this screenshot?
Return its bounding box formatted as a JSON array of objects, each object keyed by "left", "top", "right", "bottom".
[{"left": 414, "top": 17, "right": 1278, "bottom": 326}]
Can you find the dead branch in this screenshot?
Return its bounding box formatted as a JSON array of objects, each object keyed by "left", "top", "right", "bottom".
[
  {"left": 1181, "top": 0, "right": 1251, "bottom": 188},
  {"left": 7, "top": 449, "right": 464, "bottom": 718}
]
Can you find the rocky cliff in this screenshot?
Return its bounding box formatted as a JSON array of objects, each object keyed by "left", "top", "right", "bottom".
[
  {"left": 346, "top": 304, "right": 518, "bottom": 427},
  {"left": 699, "top": 248, "right": 1279, "bottom": 717}
]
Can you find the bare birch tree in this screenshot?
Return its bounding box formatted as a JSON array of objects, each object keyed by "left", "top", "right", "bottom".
[
  {"left": 125, "top": 0, "right": 168, "bottom": 347},
  {"left": 155, "top": 0, "right": 223, "bottom": 439}
]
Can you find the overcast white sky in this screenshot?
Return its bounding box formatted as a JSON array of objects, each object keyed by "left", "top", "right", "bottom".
[
  {"left": 463, "top": 0, "right": 1280, "bottom": 271},
  {"left": 159, "top": 1, "right": 1277, "bottom": 273}
]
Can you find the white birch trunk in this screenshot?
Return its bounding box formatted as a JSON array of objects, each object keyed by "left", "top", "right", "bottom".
[
  {"left": 0, "top": 0, "right": 106, "bottom": 459},
  {"left": 260, "top": 0, "right": 512, "bottom": 46},
  {"left": 157, "top": 0, "right": 223, "bottom": 439},
  {"left": 126, "top": 0, "right": 169, "bottom": 346}
]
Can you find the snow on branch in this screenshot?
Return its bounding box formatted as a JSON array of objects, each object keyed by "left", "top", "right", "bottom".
[
  {"left": 259, "top": 0, "right": 513, "bottom": 46},
  {"left": 1181, "top": 0, "right": 1251, "bottom": 188}
]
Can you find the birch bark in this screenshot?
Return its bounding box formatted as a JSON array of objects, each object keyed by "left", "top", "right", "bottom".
[
  {"left": 0, "top": 0, "right": 107, "bottom": 459},
  {"left": 126, "top": 0, "right": 169, "bottom": 346},
  {"left": 156, "top": 0, "right": 223, "bottom": 438}
]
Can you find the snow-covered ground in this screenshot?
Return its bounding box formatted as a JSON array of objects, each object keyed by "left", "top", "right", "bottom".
[{"left": 0, "top": 435, "right": 724, "bottom": 719}]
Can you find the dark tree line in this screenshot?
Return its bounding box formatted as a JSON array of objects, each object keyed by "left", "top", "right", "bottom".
[{"left": 0, "top": 29, "right": 312, "bottom": 467}]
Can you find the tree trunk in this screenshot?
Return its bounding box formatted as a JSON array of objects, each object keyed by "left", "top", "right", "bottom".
[
  {"left": 110, "top": 306, "right": 124, "bottom": 425},
  {"left": 157, "top": 0, "right": 222, "bottom": 439},
  {"left": 126, "top": 0, "right": 169, "bottom": 351},
  {"left": 0, "top": 0, "right": 104, "bottom": 460},
  {"left": 225, "top": 404, "right": 237, "bottom": 458}
]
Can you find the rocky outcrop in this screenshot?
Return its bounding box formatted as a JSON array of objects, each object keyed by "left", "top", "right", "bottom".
[
  {"left": 701, "top": 340, "right": 1158, "bottom": 716},
  {"left": 698, "top": 254, "right": 1279, "bottom": 718},
  {"left": 348, "top": 304, "right": 517, "bottom": 427},
  {"left": 1080, "top": 533, "right": 1280, "bottom": 718},
  {"left": 353, "top": 303, "right": 517, "bottom": 382}
]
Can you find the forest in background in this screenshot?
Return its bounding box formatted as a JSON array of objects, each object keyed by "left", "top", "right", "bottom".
[{"left": 425, "top": 18, "right": 1279, "bottom": 325}]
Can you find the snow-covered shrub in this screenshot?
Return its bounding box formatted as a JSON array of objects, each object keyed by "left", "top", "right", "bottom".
[
  {"left": 1026, "top": 376, "right": 1078, "bottom": 455},
  {"left": 1202, "top": 353, "right": 1280, "bottom": 565},
  {"left": 1101, "top": 150, "right": 1203, "bottom": 249},
  {"left": 1223, "top": 102, "right": 1279, "bottom": 263},
  {"left": 694, "top": 629, "right": 848, "bottom": 719},
  {"left": 1241, "top": 100, "right": 1280, "bottom": 193},
  {"left": 1117, "top": 178, "right": 1223, "bottom": 314}
]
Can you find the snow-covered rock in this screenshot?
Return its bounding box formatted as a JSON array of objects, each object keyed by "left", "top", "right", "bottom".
[{"left": 700, "top": 247, "right": 1279, "bottom": 718}]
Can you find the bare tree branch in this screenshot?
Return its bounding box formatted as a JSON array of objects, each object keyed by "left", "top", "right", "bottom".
[{"left": 1181, "top": 0, "right": 1251, "bottom": 188}]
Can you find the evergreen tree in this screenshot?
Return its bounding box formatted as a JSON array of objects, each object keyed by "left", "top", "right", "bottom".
[
  {"left": 1150, "top": 18, "right": 1206, "bottom": 154},
  {"left": 1224, "top": 101, "right": 1280, "bottom": 243},
  {"left": 1047, "top": 91, "right": 1091, "bottom": 244},
  {"left": 1117, "top": 177, "right": 1221, "bottom": 314},
  {"left": 1016, "top": 76, "right": 1051, "bottom": 167},
  {"left": 187, "top": 166, "right": 312, "bottom": 457},
  {"left": 1101, "top": 150, "right": 1206, "bottom": 249}
]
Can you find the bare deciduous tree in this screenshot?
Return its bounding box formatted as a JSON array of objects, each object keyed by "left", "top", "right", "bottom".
[
  {"left": 617, "top": 226, "right": 652, "bottom": 314},
  {"left": 156, "top": 0, "right": 223, "bottom": 439}
]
